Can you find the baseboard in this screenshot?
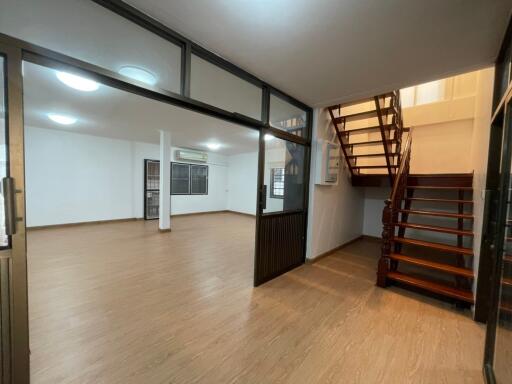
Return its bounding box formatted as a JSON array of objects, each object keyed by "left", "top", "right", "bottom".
[
  {"left": 170, "top": 210, "right": 229, "bottom": 218},
  {"left": 28, "top": 217, "right": 138, "bottom": 230},
  {"left": 306, "top": 235, "right": 363, "bottom": 264},
  {"left": 226, "top": 210, "right": 256, "bottom": 218},
  {"left": 28, "top": 211, "right": 254, "bottom": 230},
  {"left": 361, "top": 235, "right": 381, "bottom": 242}
]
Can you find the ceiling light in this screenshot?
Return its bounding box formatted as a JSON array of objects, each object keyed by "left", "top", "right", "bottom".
[
  {"left": 56, "top": 71, "right": 99, "bottom": 92},
  {"left": 119, "top": 66, "right": 157, "bottom": 86},
  {"left": 206, "top": 143, "right": 221, "bottom": 150},
  {"left": 47, "top": 113, "right": 77, "bottom": 125},
  {"left": 264, "top": 134, "right": 275, "bottom": 141}
]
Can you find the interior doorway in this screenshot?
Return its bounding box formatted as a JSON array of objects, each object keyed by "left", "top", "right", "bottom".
[{"left": 22, "top": 60, "right": 263, "bottom": 383}]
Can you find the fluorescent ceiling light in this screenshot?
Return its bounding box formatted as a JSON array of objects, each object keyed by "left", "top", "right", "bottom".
[
  {"left": 264, "top": 134, "right": 275, "bottom": 141},
  {"left": 206, "top": 142, "right": 221, "bottom": 150},
  {"left": 47, "top": 113, "right": 77, "bottom": 125},
  {"left": 119, "top": 66, "right": 157, "bottom": 86},
  {"left": 56, "top": 71, "right": 99, "bottom": 92}
]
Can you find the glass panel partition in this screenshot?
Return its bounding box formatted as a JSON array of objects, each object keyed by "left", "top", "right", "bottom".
[
  {"left": 263, "top": 136, "right": 305, "bottom": 214},
  {"left": 0, "top": 0, "right": 182, "bottom": 93},
  {"left": 269, "top": 94, "right": 307, "bottom": 138},
  {"left": 0, "top": 57, "right": 8, "bottom": 248},
  {"left": 190, "top": 54, "right": 262, "bottom": 120}
]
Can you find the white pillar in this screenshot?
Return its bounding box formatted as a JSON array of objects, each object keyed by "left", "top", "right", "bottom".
[{"left": 159, "top": 130, "right": 171, "bottom": 231}]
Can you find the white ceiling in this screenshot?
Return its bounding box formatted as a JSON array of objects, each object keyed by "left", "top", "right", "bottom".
[
  {"left": 22, "top": 62, "right": 259, "bottom": 156},
  {"left": 126, "top": 0, "right": 512, "bottom": 107}
]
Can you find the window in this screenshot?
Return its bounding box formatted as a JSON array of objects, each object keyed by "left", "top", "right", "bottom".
[
  {"left": 400, "top": 79, "right": 446, "bottom": 107},
  {"left": 270, "top": 168, "right": 285, "bottom": 199},
  {"left": 190, "top": 165, "right": 208, "bottom": 195},
  {"left": 171, "top": 163, "right": 190, "bottom": 195},
  {"left": 170, "top": 162, "right": 208, "bottom": 195}
]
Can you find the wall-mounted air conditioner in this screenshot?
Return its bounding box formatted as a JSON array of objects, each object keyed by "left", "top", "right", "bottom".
[
  {"left": 175, "top": 149, "right": 208, "bottom": 163},
  {"left": 315, "top": 139, "right": 340, "bottom": 185}
]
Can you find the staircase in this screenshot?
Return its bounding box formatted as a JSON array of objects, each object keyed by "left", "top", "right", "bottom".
[
  {"left": 377, "top": 139, "right": 475, "bottom": 304},
  {"left": 327, "top": 91, "right": 410, "bottom": 187}
]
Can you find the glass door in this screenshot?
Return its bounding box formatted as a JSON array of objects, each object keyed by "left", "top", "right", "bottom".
[
  {"left": 0, "top": 44, "right": 29, "bottom": 384},
  {"left": 485, "top": 101, "right": 512, "bottom": 383},
  {"left": 253, "top": 128, "right": 309, "bottom": 286}
]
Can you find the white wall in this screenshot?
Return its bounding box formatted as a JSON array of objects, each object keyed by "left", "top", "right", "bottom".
[
  {"left": 25, "top": 126, "right": 258, "bottom": 227},
  {"left": 25, "top": 126, "right": 135, "bottom": 227},
  {"left": 307, "top": 108, "right": 365, "bottom": 260},
  {"left": 363, "top": 187, "right": 390, "bottom": 237},
  {"left": 227, "top": 152, "right": 258, "bottom": 215}
]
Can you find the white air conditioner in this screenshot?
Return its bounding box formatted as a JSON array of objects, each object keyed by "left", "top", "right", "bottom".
[{"left": 175, "top": 150, "right": 208, "bottom": 163}]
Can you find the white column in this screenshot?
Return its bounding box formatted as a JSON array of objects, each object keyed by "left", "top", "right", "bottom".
[{"left": 159, "top": 130, "right": 171, "bottom": 231}]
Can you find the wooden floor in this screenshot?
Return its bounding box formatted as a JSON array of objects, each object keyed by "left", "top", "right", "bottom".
[{"left": 27, "top": 213, "right": 484, "bottom": 384}]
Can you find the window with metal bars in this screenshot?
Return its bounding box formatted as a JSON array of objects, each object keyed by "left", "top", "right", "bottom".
[{"left": 270, "top": 167, "right": 285, "bottom": 199}]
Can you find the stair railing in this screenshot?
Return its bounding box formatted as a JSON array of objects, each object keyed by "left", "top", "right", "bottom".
[
  {"left": 377, "top": 132, "right": 412, "bottom": 287},
  {"left": 374, "top": 93, "right": 395, "bottom": 185}
]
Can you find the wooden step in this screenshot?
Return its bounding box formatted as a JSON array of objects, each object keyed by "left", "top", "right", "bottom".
[
  {"left": 397, "top": 209, "right": 474, "bottom": 220},
  {"left": 404, "top": 197, "right": 473, "bottom": 205},
  {"left": 394, "top": 222, "right": 474, "bottom": 236},
  {"left": 347, "top": 153, "right": 398, "bottom": 159},
  {"left": 353, "top": 165, "right": 399, "bottom": 170},
  {"left": 334, "top": 106, "right": 395, "bottom": 122},
  {"left": 393, "top": 237, "right": 473, "bottom": 255},
  {"left": 349, "top": 139, "right": 398, "bottom": 147},
  {"left": 389, "top": 253, "right": 474, "bottom": 278},
  {"left": 344, "top": 124, "right": 395, "bottom": 135},
  {"left": 502, "top": 277, "right": 512, "bottom": 287},
  {"left": 406, "top": 185, "right": 473, "bottom": 191},
  {"left": 387, "top": 272, "right": 474, "bottom": 303}
]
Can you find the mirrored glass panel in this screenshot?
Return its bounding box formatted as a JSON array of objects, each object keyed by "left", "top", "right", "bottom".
[
  {"left": 190, "top": 54, "right": 262, "bottom": 120},
  {"left": 263, "top": 136, "right": 305, "bottom": 214},
  {"left": 269, "top": 94, "right": 307, "bottom": 138},
  {"left": 0, "top": 0, "right": 182, "bottom": 93},
  {"left": 0, "top": 57, "right": 8, "bottom": 247}
]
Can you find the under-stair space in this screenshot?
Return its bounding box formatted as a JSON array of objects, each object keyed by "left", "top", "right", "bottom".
[
  {"left": 327, "top": 91, "right": 410, "bottom": 187},
  {"left": 378, "top": 172, "right": 475, "bottom": 305}
]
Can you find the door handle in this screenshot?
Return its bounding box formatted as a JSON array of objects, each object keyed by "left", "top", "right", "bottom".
[{"left": 3, "top": 177, "right": 17, "bottom": 236}]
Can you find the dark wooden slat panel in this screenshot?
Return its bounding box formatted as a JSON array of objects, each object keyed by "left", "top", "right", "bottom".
[{"left": 255, "top": 211, "right": 305, "bottom": 285}]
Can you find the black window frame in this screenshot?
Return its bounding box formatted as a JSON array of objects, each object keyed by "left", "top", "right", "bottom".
[
  {"left": 270, "top": 167, "right": 284, "bottom": 199},
  {"left": 170, "top": 161, "right": 208, "bottom": 196}
]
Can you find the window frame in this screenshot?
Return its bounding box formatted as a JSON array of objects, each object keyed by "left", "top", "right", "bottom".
[
  {"left": 170, "top": 161, "right": 208, "bottom": 196},
  {"left": 270, "top": 167, "right": 285, "bottom": 199}
]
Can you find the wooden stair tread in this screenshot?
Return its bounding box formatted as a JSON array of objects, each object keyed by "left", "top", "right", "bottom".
[
  {"left": 406, "top": 185, "right": 473, "bottom": 191},
  {"left": 502, "top": 277, "right": 512, "bottom": 287},
  {"left": 334, "top": 106, "right": 394, "bottom": 122},
  {"left": 350, "top": 139, "right": 398, "bottom": 146},
  {"left": 347, "top": 152, "right": 398, "bottom": 158},
  {"left": 393, "top": 236, "right": 473, "bottom": 255},
  {"left": 329, "top": 93, "right": 394, "bottom": 110},
  {"left": 343, "top": 124, "right": 395, "bottom": 134},
  {"left": 398, "top": 209, "right": 474, "bottom": 220},
  {"left": 404, "top": 197, "right": 473, "bottom": 204},
  {"left": 353, "top": 165, "right": 399, "bottom": 169},
  {"left": 389, "top": 253, "right": 474, "bottom": 278},
  {"left": 394, "top": 222, "right": 473, "bottom": 236},
  {"left": 387, "top": 272, "right": 474, "bottom": 303}
]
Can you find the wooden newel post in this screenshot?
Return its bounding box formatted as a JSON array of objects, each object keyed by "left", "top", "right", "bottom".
[{"left": 377, "top": 199, "right": 392, "bottom": 287}]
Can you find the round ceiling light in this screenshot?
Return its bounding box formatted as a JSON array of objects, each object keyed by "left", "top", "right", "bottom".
[
  {"left": 264, "top": 134, "right": 275, "bottom": 141},
  {"left": 56, "top": 71, "right": 99, "bottom": 92},
  {"left": 206, "top": 143, "right": 221, "bottom": 150},
  {"left": 118, "top": 66, "right": 157, "bottom": 86},
  {"left": 47, "top": 113, "right": 77, "bottom": 125}
]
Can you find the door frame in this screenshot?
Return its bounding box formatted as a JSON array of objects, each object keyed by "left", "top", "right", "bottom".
[{"left": 0, "top": 42, "right": 30, "bottom": 384}]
